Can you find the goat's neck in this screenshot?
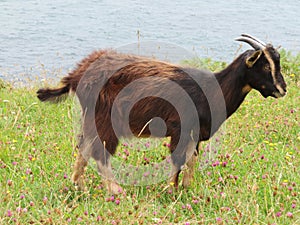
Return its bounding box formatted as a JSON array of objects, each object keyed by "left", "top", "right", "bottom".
[{"left": 215, "top": 64, "right": 250, "bottom": 118}]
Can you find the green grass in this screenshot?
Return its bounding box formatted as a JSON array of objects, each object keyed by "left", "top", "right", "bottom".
[{"left": 0, "top": 50, "right": 299, "bottom": 224}]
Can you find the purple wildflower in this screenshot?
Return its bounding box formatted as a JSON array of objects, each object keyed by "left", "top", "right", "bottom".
[
  {"left": 7, "top": 210, "right": 12, "bottom": 217},
  {"left": 186, "top": 204, "right": 192, "bottom": 210},
  {"left": 7, "top": 179, "right": 12, "bottom": 186},
  {"left": 145, "top": 142, "right": 150, "bottom": 148}
]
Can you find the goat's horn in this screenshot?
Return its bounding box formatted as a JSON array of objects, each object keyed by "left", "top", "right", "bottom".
[
  {"left": 241, "top": 34, "right": 266, "bottom": 47},
  {"left": 235, "top": 34, "right": 266, "bottom": 50}
]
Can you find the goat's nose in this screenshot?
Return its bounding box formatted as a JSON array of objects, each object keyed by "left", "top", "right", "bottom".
[
  {"left": 283, "top": 86, "right": 287, "bottom": 93},
  {"left": 274, "top": 84, "right": 286, "bottom": 97}
]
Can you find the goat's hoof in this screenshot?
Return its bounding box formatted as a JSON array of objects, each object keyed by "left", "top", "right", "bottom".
[
  {"left": 73, "top": 183, "right": 86, "bottom": 192},
  {"left": 182, "top": 177, "right": 191, "bottom": 188},
  {"left": 74, "top": 184, "right": 86, "bottom": 192},
  {"left": 105, "top": 181, "right": 123, "bottom": 195},
  {"left": 183, "top": 172, "right": 195, "bottom": 188},
  {"left": 71, "top": 175, "right": 86, "bottom": 191}
]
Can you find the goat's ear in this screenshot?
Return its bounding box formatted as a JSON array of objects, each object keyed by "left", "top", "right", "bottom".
[{"left": 246, "top": 50, "right": 263, "bottom": 68}]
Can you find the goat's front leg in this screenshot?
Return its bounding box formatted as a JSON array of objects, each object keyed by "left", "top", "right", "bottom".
[
  {"left": 182, "top": 146, "right": 198, "bottom": 188},
  {"left": 169, "top": 137, "right": 194, "bottom": 188},
  {"left": 170, "top": 140, "right": 197, "bottom": 188},
  {"left": 169, "top": 164, "right": 181, "bottom": 188}
]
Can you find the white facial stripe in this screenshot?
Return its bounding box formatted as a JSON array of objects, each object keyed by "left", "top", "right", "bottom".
[
  {"left": 276, "top": 84, "right": 286, "bottom": 96},
  {"left": 263, "top": 49, "right": 286, "bottom": 96},
  {"left": 273, "top": 92, "right": 283, "bottom": 98},
  {"left": 263, "top": 49, "right": 277, "bottom": 85}
]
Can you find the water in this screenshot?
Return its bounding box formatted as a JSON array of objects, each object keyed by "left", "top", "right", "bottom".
[{"left": 0, "top": 0, "right": 299, "bottom": 82}]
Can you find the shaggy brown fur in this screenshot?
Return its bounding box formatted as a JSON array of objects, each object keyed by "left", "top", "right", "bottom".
[{"left": 37, "top": 39, "right": 286, "bottom": 193}]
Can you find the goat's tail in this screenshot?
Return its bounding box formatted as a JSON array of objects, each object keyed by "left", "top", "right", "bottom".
[{"left": 37, "top": 83, "right": 70, "bottom": 102}]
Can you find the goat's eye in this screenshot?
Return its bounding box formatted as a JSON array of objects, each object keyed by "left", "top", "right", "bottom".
[{"left": 264, "top": 64, "right": 271, "bottom": 71}]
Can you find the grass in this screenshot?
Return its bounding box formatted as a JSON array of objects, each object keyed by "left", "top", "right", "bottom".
[{"left": 0, "top": 50, "right": 299, "bottom": 224}]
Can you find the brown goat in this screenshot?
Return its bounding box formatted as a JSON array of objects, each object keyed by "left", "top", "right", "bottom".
[{"left": 37, "top": 34, "right": 287, "bottom": 194}]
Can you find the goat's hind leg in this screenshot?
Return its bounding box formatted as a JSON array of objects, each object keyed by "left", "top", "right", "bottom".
[
  {"left": 71, "top": 134, "right": 91, "bottom": 191},
  {"left": 182, "top": 141, "right": 198, "bottom": 188}
]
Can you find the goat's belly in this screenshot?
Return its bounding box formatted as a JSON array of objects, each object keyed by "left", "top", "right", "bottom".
[{"left": 128, "top": 117, "right": 180, "bottom": 138}]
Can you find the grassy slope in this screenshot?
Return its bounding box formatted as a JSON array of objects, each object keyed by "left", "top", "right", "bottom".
[{"left": 0, "top": 50, "right": 299, "bottom": 224}]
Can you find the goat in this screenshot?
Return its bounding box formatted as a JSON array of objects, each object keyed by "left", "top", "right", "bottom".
[{"left": 37, "top": 34, "right": 287, "bottom": 194}]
